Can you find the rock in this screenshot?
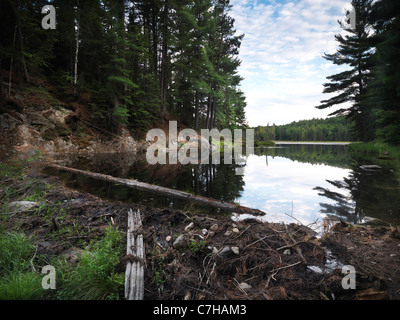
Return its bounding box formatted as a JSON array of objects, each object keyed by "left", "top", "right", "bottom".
[
  {"left": 224, "top": 230, "right": 232, "bottom": 236},
  {"left": 63, "top": 247, "right": 84, "bottom": 264},
  {"left": 202, "top": 228, "right": 208, "bottom": 236},
  {"left": 360, "top": 165, "right": 382, "bottom": 171},
  {"left": 209, "top": 231, "right": 215, "bottom": 237},
  {"left": 283, "top": 249, "right": 291, "bottom": 256},
  {"left": 185, "top": 222, "right": 195, "bottom": 232},
  {"left": 210, "top": 224, "right": 218, "bottom": 231},
  {"left": 8, "top": 201, "right": 38, "bottom": 212},
  {"left": 232, "top": 228, "right": 240, "bottom": 233},
  {"left": 173, "top": 234, "right": 186, "bottom": 249},
  {"left": 239, "top": 282, "right": 252, "bottom": 290},
  {"left": 184, "top": 291, "right": 191, "bottom": 300},
  {"left": 217, "top": 246, "right": 232, "bottom": 257},
  {"left": 231, "top": 246, "right": 240, "bottom": 255},
  {"left": 166, "top": 236, "right": 172, "bottom": 242}
]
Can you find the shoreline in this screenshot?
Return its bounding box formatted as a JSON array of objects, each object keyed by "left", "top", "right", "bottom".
[{"left": 1, "top": 156, "right": 400, "bottom": 300}]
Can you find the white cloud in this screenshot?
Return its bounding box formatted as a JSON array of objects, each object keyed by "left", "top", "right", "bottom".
[{"left": 230, "top": 0, "right": 352, "bottom": 126}]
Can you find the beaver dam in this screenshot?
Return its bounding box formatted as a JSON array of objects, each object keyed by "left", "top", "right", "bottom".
[{"left": 2, "top": 158, "right": 400, "bottom": 300}]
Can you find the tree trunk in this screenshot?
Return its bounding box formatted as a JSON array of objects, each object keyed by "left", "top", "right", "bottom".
[
  {"left": 18, "top": 26, "right": 29, "bottom": 82},
  {"left": 8, "top": 25, "right": 17, "bottom": 98},
  {"left": 194, "top": 89, "right": 199, "bottom": 131},
  {"left": 49, "top": 164, "right": 266, "bottom": 216},
  {"left": 73, "top": 0, "right": 80, "bottom": 96},
  {"left": 160, "top": 0, "right": 169, "bottom": 120}
]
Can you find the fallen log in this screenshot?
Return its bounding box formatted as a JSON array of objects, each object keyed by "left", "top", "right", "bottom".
[
  {"left": 125, "top": 208, "right": 145, "bottom": 300},
  {"left": 48, "top": 164, "right": 266, "bottom": 216}
]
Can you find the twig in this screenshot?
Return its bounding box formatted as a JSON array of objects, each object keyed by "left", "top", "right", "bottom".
[
  {"left": 284, "top": 211, "right": 304, "bottom": 226},
  {"left": 244, "top": 235, "right": 274, "bottom": 248},
  {"left": 30, "top": 244, "right": 38, "bottom": 272},
  {"left": 233, "top": 225, "right": 251, "bottom": 240},
  {"left": 0, "top": 209, "right": 36, "bottom": 216},
  {"left": 276, "top": 240, "right": 308, "bottom": 251},
  {"left": 269, "top": 261, "right": 301, "bottom": 275}
]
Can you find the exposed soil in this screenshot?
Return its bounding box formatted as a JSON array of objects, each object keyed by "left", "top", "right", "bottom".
[{"left": 2, "top": 160, "right": 400, "bottom": 300}]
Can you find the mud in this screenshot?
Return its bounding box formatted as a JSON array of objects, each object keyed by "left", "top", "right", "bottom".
[{"left": 1, "top": 160, "right": 400, "bottom": 300}]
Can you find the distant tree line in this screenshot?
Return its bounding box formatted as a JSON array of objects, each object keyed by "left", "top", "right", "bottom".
[
  {"left": 254, "top": 117, "right": 353, "bottom": 142},
  {"left": 316, "top": 0, "right": 400, "bottom": 145},
  {"left": 0, "top": 0, "right": 247, "bottom": 133}
]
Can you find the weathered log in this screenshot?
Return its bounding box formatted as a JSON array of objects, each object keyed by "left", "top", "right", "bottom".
[
  {"left": 125, "top": 209, "right": 145, "bottom": 300},
  {"left": 49, "top": 164, "right": 266, "bottom": 216}
]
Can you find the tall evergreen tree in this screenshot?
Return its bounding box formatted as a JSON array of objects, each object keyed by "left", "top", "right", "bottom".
[
  {"left": 316, "top": 0, "right": 374, "bottom": 142},
  {"left": 368, "top": 0, "right": 400, "bottom": 145}
]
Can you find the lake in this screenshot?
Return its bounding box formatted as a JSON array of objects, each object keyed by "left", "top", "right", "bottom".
[{"left": 49, "top": 143, "right": 400, "bottom": 229}]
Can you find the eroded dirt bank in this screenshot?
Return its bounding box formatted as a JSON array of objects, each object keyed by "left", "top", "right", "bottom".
[{"left": 2, "top": 159, "right": 400, "bottom": 300}]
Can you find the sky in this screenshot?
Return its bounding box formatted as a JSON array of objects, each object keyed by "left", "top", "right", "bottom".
[{"left": 229, "top": 0, "right": 352, "bottom": 126}]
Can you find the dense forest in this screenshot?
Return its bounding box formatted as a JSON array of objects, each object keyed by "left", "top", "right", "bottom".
[
  {"left": 0, "top": 0, "right": 247, "bottom": 134},
  {"left": 316, "top": 0, "right": 400, "bottom": 145},
  {"left": 254, "top": 117, "right": 353, "bottom": 142}
]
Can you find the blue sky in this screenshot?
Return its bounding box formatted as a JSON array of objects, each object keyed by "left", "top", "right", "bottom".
[{"left": 229, "top": 0, "right": 352, "bottom": 126}]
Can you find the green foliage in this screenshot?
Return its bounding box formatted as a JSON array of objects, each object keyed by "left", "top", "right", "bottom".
[
  {"left": 0, "top": 272, "right": 43, "bottom": 300},
  {"left": 187, "top": 239, "right": 206, "bottom": 256},
  {"left": 254, "top": 117, "right": 353, "bottom": 142},
  {"left": 0, "top": 230, "right": 36, "bottom": 276},
  {"left": 0, "top": 230, "right": 44, "bottom": 300},
  {"left": 58, "top": 226, "right": 124, "bottom": 300}
]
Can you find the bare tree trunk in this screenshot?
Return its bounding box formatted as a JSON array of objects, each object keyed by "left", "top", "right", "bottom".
[
  {"left": 160, "top": 0, "right": 169, "bottom": 121},
  {"left": 18, "top": 26, "right": 29, "bottom": 82},
  {"left": 8, "top": 25, "right": 17, "bottom": 98},
  {"left": 73, "top": 0, "right": 80, "bottom": 96},
  {"left": 49, "top": 164, "right": 266, "bottom": 216}
]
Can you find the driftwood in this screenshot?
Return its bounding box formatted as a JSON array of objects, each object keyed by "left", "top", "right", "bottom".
[
  {"left": 125, "top": 209, "right": 145, "bottom": 300},
  {"left": 49, "top": 164, "right": 266, "bottom": 216}
]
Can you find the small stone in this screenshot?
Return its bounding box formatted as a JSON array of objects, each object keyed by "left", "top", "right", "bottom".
[
  {"left": 217, "top": 246, "right": 232, "bottom": 257},
  {"left": 166, "top": 236, "right": 172, "bottom": 242},
  {"left": 185, "top": 222, "right": 195, "bottom": 232},
  {"left": 210, "top": 224, "right": 218, "bottom": 231},
  {"left": 173, "top": 234, "right": 186, "bottom": 249},
  {"left": 202, "top": 228, "right": 208, "bottom": 236},
  {"left": 239, "top": 282, "right": 252, "bottom": 290},
  {"left": 283, "top": 249, "right": 291, "bottom": 256},
  {"left": 232, "top": 228, "right": 240, "bottom": 233},
  {"left": 224, "top": 230, "right": 232, "bottom": 236},
  {"left": 184, "top": 291, "right": 191, "bottom": 300},
  {"left": 209, "top": 231, "right": 215, "bottom": 237},
  {"left": 231, "top": 246, "right": 239, "bottom": 255}
]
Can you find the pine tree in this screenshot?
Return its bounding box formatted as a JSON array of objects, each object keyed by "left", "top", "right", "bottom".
[
  {"left": 316, "top": 0, "right": 374, "bottom": 142},
  {"left": 368, "top": 0, "right": 400, "bottom": 145}
]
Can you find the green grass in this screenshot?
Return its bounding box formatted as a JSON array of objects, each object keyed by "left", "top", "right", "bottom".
[
  {"left": 0, "top": 230, "right": 45, "bottom": 300},
  {"left": 0, "top": 230, "right": 37, "bottom": 275},
  {"left": 255, "top": 140, "right": 275, "bottom": 147},
  {"left": 57, "top": 225, "right": 124, "bottom": 300}
]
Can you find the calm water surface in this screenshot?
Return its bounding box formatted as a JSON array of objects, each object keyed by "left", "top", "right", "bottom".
[{"left": 51, "top": 143, "right": 400, "bottom": 227}]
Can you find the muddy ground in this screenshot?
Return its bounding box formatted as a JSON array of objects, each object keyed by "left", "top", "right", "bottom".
[{"left": 2, "top": 160, "right": 400, "bottom": 300}]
